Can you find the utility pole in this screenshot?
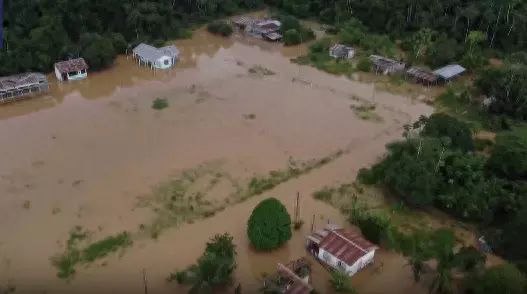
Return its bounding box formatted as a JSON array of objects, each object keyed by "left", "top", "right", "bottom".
[
  {"left": 142, "top": 268, "right": 148, "bottom": 294},
  {"left": 311, "top": 214, "right": 315, "bottom": 232},
  {"left": 294, "top": 192, "right": 300, "bottom": 225}
]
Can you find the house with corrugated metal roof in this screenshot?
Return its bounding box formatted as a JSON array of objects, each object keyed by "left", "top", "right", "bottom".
[
  {"left": 433, "top": 64, "right": 466, "bottom": 82},
  {"left": 54, "top": 58, "right": 88, "bottom": 82},
  {"left": 406, "top": 66, "right": 438, "bottom": 86},
  {"left": 306, "top": 224, "right": 378, "bottom": 276},
  {"left": 132, "top": 43, "right": 180, "bottom": 70},
  {"left": 0, "top": 72, "right": 49, "bottom": 103},
  {"left": 369, "top": 55, "right": 405, "bottom": 75}
]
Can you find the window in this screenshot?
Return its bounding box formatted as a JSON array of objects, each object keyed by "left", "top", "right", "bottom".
[
  {"left": 80, "top": 69, "right": 86, "bottom": 74},
  {"left": 337, "top": 261, "right": 346, "bottom": 270},
  {"left": 164, "top": 59, "right": 169, "bottom": 65},
  {"left": 322, "top": 252, "right": 331, "bottom": 262}
]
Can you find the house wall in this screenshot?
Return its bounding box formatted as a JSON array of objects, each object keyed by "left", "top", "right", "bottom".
[
  {"left": 317, "top": 248, "right": 376, "bottom": 276},
  {"left": 67, "top": 70, "right": 88, "bottom": 81},
  {"left": 154, "top": 56, "right": 173, "bottom": 69},
  {"left": 54, "top": 67, "right": 63, "bottom": 81}
]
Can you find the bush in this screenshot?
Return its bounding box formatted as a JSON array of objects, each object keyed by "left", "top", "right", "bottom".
[
  {"left": 247, "top": 197, "right": 292, "bottom": 250},
  {"left": 152, "top": 98, "right": 169, "bottom": 110},
  {"left": 465, "top": 264, "right": 527, "bottom": 294},
  {"left": 356, "top": 57, "right": 372, "bottom": 72},
  {"left": 108, "top": 32, "right": 127, "bottom": 53},
  {"left": 350, "top": 212, "right": 391, "bottom": 244},
  {"left": 284, "top": 29, "right": 302, "bottom": 46},
  {"left": 330, "top": 270, "right": 356, "bottom": 293},
  {"left": 455, "top": 246, "right": 486, "bottom": 271},
  {"left": 207, "top": 21, "right": 233, "bottom": 37}
]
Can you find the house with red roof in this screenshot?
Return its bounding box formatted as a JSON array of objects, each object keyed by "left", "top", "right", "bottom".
[
  {"left": 54, "top": 58, "right": 88, "bottom": 82},
  {"left": 306, "top": 224, "right": 378, "bottom": 276}
]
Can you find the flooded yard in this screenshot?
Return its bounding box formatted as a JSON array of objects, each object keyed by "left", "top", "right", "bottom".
[{"left": 0, "top": 28, "right": 434, "bottom": 293}]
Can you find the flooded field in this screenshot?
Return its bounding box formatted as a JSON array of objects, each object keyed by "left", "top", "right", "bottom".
[{"left": 0, "top": 28, "right": 434, "bottom": 293}]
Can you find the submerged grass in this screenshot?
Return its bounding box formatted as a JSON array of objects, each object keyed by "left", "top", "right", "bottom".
[{"left": 52, "top": 227, "right": 132, "bottom": 279}]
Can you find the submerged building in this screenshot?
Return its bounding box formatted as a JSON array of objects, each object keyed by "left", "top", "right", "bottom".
[
  {"left": 54, "top": 58, "right": 89, "bottom": 82},
  {"left": 0, "top": 72, "right": 49, "bottom": 104},
  {"left": 369, "top": 55, "right": 406, "bottom": 75},
  {"left": 132, "top": 43, "right": 180, "bottom": 70},
  {"left": 306, "top": 224, "right": 378, "bottom": 276}
]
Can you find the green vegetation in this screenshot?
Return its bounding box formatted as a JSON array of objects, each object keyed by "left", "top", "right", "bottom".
[
  {"left": 2, "top": 0, "right": 266, "bottom": 75},
  {"left": 330, "top": 270, "right": 356, "bottom": 293},
  {"left": 207, "top": 21, "right": 234, "bottom": 37},
  {"left": 356, "top": 56, "right": 371, "bottom": 72},
  {"left": 152, "top": 98, "right": 169, "bottom": 110},
  {"left": 283, "top": 29, "right": 301, "bottom": 46},
  {"left": 168, "top": 233, "right": 236, "bottom": 293},
  {"left": 278, "top": 15, "right": 315, "bottom": 45},
  {"left": 248, "top": 65, "right": 275, "bottom": 76},
  {"left": 247, "top": 198, "right": 292, "bottom": 250},
  {"left": 350, "top": 102, "right": 382, "bottom": 122},
  {"left": 465, "top": 264, "right": 527, "bottom": 294},
  {"left": 52, "top": 227, "right": 132, "bottom": 279}
]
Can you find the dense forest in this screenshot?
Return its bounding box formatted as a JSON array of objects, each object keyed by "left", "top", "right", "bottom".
[{"left": 2, "top": 0, "right": 527, "bottom": 75}]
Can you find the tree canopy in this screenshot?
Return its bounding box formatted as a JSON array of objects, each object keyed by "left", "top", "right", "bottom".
[{"left": 247, "top": 197, "right": 292, "bottom": 250}]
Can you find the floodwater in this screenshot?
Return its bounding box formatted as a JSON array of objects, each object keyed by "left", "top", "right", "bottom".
[{"left": 0, "top": 28, "right": 435, "bottom": 293}]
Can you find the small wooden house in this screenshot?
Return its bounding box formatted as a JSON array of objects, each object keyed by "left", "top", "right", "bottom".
[
  {"left": 263, "top": 32, "right": 283, "bottom": 42},
  {"left": 306, "top": 224, "right": 377, "bottom": 276},
  {"left": 406, "top": 66, "right": 438, "bottom": 86},
  {"left": 0, "top": 72, "right": 49, "bottom": 104},
  {"left": 54, "top": 58, "right": 88, "bottom": 82},
  {"left": 132, "top": 43, "right": 180, "bottom": 70},
  {"left": 329, "top": 44, "right": 355, "bottom": 59},
  {"left": 232, "top": 16, "right": 255, "bottom": 30},
  {"left": 369, "top": 55, "right": 405, "bottom": 75},
  {"left": 433, "top": 64, "right": 466, "bottom": 82}
]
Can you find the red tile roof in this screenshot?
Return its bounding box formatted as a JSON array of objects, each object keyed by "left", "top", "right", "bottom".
[
  {"left": 54, "top": 58, "right": 88, "bottom": 74},
  {"left": 318, "top": 227, "right": 377, "bottom": 266}
]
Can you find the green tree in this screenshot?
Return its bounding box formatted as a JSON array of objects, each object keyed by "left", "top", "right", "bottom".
[
  {"left": 247, "top": 198, "right": 292, "bottom": 250},
  {"left": 421, "top": 113, "right": 474, "bottom": 152},
  {"left": 488, "top": 129, "right": 527, "bottom": 180},
  {"left": 81, "top": 36, "right": 116, "bottom": 70}
]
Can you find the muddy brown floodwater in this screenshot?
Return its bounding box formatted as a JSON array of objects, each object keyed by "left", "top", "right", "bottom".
[{"left": 0, "top": 28, "right": 434, "bottom": 293}]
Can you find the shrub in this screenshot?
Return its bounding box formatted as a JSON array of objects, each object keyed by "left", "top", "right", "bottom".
[
  {"left": 207, "top": 21, "right": 233, "bottom": 37},
  {"left": 284, "top": 29, "right": 302, "bottom": 46},
  {"left": 356, "top": 57, "right": 372, "bottom": 72},
  {"left": 487, "top": 129, "right": 527, "bottom": 180},
  {"left": 152, "top": 98, "right": 169, "bottom": 110},
  {"left": 247, "top": 198, "right": 292, "bottom": 250},
  {"left": 81, "top": 35, "right": 116, "bottom": 70},
  {"left": 350, "top": 212, "right": 391, "bottom": 244},
  {"left": 455, "top": 246, "right": 486, "bottom": 271},
  {"left": 330, "top": 270, "right": 356, "bottom": 293}
]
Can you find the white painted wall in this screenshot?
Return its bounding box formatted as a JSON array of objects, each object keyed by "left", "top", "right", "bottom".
[
  {"left": 54, "top": 67, "right": 63, "bottom": 81},
  {"left": 154, "top": 56, "right": 174, "bottom": 69},
  {"left": 67, "top": 70, "right": 88, "bottom": 81},
  {"left": 317, "top": 248, "right": 376, "bottom": 276}
]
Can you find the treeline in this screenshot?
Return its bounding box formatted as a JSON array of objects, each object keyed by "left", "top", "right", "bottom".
[
  {"left": 268, "top": 0, "right": 527, "bottom": 52},
  {"left": 1, "top": 0, "right": 265, "bottom": 74}
]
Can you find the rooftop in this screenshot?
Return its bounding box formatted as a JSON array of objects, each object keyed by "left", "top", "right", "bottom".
[
  {"left": 407, "top": 66, "right": 438, "bottom": 83},
  {"left": 433, "top": 64, "right": 466, "bottom": 79},
  {"left": 330, "top": 44, "right": 354, "bottom": 57},
  {"left": 0, "top": 73, "right": 48, "bottom": 92},
  {"left": 309, "top": 225, "right": 377, "bottom": 266},
  {"left": 369, "top": 55, "right": 405, "bottom": 68},
  {"left": 54, "top": 58, "right": 88, "bottom": 74},
  {"left": 132, "top": 43, "right": 180, "bottom": 63}
]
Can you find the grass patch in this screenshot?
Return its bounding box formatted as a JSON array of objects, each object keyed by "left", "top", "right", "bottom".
[
  {"left": 152, "top": 98, "right": 169, "bottom": 110},
  {"left": 350, "top": 102, "right": 382, "bottom": 122},
  {"left": 248, "top": 65, "right": 275, "bottom": 76},
  {"left": 435, "top": 86, "right": 489, "bottom": 131},
  {"left": 52, "top": 228, "right": 131, "bottom": 279}
]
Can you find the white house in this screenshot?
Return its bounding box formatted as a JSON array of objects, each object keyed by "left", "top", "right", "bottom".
[
  {"left": 54, "top": 58, "right": 88, "bottom": 82},
  {"left": 132, "top": 43, "right": 180, "bottom": 70},
  {"left": 329, "top": 44, "right": 355, "bottom": 59},
  {"left": 306, "top": 224, "right": 378, "bottom": 276}
]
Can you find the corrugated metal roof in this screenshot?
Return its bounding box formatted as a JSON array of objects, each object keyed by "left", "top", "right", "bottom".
[
  {"left": 132, "top": 43, "right": 179, "bottom": 64},
  {"left": 330, "top": 44, "right": 354, "bottom": 58},
  {"left": 407, "top": 66, "right": 438, "bottom": 82},
  {"left": 433, "top": 64, "right": 466, "bottom": 79},
  {"left": 54, "top": 58, "right": 88, "bottom": 74},
  {"left": 0, "top": 73, "right": 48, "bottom": 91},
  {"left": 317, "top": 227, "right": 377, "bottom": 266}
]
